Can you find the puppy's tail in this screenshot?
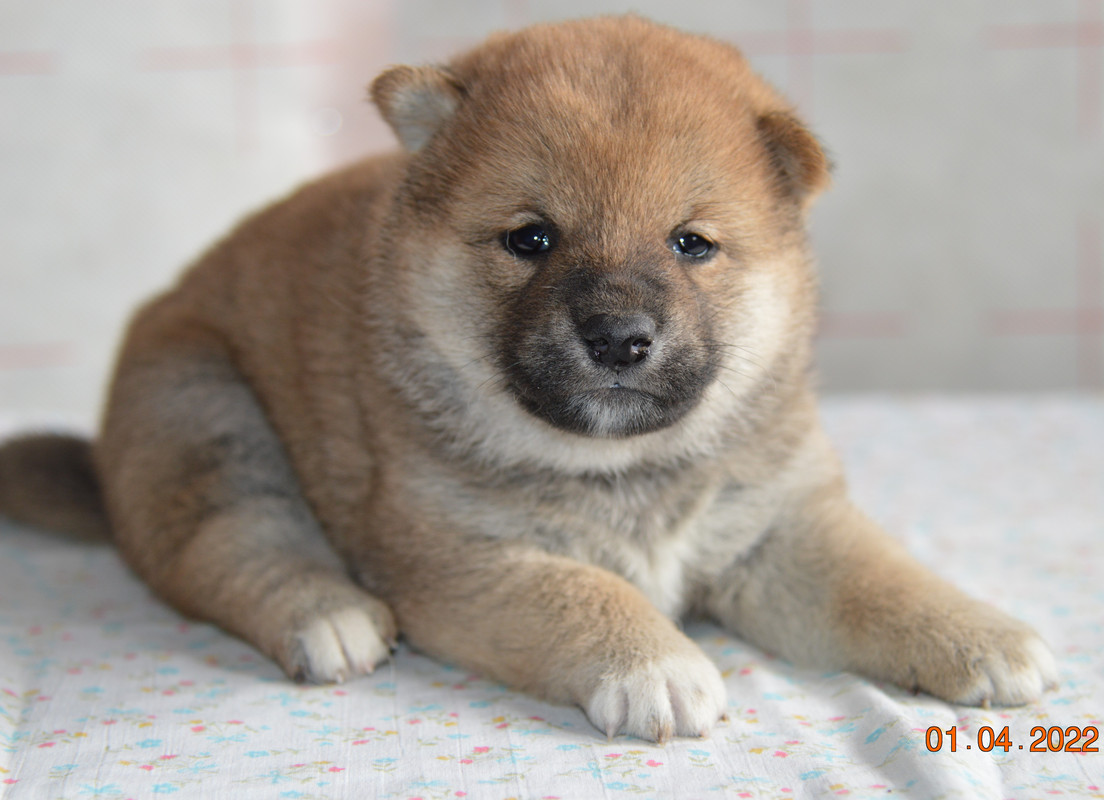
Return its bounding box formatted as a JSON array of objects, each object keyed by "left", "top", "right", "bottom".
[{"left": 0, "top": 433, "right": 112, "bottom": 541}]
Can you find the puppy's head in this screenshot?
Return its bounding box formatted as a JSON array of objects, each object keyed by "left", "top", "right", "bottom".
[{"left": 370, "top": 17, "right": 828, "bottom": 460}]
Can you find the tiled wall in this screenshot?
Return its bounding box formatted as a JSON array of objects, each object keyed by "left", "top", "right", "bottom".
[{"left": 2, "top": 0, "right": 1101, "bottom": 425}]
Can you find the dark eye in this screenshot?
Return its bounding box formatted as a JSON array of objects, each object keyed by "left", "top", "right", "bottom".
[
  {"left": 504, "top": 224, "right": 553, "bottom": 257},
  {"left": 671, "top": 232, "right": 714, "bottom": 259}
]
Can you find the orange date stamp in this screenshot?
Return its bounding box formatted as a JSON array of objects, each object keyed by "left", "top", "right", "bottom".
[{"left": 925, "top": 725, "right": 1099, "bottom": 753}]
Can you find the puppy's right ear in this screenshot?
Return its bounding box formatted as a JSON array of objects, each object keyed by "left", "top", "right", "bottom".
[{"left": 370, "top": 65, "right": 465, "bottom": 152}]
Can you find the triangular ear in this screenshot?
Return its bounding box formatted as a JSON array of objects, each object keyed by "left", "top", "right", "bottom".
[
  {"left": 369, "top": 65, "right": 465, "bottom": 152},
  {"left": 756, "top": 111, "right": 831, "bottom": 207}
]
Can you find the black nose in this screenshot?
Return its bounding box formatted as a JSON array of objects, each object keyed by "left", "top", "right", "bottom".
[{"left": 580, "top": 314, "right": 657, "bottom": 370}]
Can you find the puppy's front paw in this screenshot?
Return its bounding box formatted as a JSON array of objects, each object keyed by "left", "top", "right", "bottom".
[
  {"left": 281, "top": 598, "right": 397, "bottom": 684},
  {"left": 933, "top": 621, "right": 1058, "bottom": 708},
  {"left": 878, "top": 600, "right": 1059, "bottom": 706},
  {"left": 584, "top": 647, "right": 727, "bottom": 743}
]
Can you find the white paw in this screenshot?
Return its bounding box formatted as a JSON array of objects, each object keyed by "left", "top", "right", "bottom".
[
  {"left": 947, "top": 633, "right": 1059, "bottom": 707},
  {"left": 287, "top": 605, "right": 395, "bottom": 684},
  {"left": 584, "top": 649, "right": 727, "bottom": 743}
]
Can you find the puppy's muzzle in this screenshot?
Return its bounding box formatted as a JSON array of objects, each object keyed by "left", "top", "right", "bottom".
[{"left": 580, "top": 313, "right": 656, "bottom": 371}]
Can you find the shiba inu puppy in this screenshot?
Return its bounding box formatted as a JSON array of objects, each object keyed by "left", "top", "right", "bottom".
[{"left": 0, "top": 16, "right": 1056, "bottom": 742}]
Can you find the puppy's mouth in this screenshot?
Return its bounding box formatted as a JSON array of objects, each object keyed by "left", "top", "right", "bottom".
[
  {"left": 513, "top": 383, "right": 672, "bottom": 438},
  {"left": 504, "top": 349, "right": 714, "bottom": 439},
  {"left": 496, "top": 283, "right": 717, "bottom": 437}
]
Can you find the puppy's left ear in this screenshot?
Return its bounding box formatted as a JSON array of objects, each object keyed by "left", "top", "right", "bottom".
[
  {"left": 370, "top": 65, "right": 464, "bottom": 152},
  {"left": 757, "top": 111, "right": 831, "bottom": 207}
]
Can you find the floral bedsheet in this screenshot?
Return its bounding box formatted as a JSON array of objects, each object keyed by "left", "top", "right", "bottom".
[{"left": 1, "top": 396, "right": 1101, "bottom": 799}]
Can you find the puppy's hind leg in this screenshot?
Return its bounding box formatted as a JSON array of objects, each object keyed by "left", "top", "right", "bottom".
[{"left": 99, "top": 326, "right": 395, "bottom": 684}]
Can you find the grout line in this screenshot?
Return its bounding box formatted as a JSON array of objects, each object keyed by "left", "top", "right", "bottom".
[
  {"left": 0, "top": 51, "right": 58, "bottom": 76},
  {"left": 817, "top": 312, "right": 907, "bottom": 339},
  {"left": 0, "top": 342, "right": 78, "bottom": 371}
]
